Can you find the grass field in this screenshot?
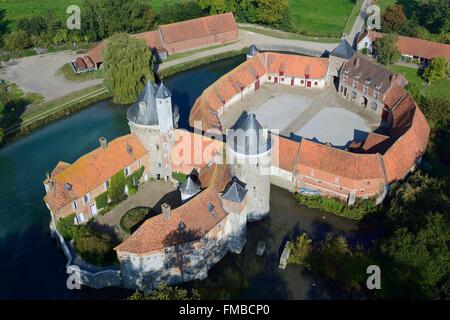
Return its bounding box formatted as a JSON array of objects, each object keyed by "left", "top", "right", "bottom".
[
  {"left": 288, "top": 0, "right": 356, "bottom": 38},
  {"left": 388, "top": 65, "right": 450, "bottom": 99}
]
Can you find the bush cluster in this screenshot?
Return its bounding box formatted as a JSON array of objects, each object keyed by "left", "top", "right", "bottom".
[{"left": 120, "top": 207, "right": 151, "bottom": 234}]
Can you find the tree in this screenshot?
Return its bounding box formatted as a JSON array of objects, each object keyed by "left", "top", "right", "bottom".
[
  {"left": 287, "top": 233, "right": 312, "bottom": 266},
  {"left": 158, "top": 0, "right": 205, "bottom": 24},
  {"left": 17, "top": 15, "right": 48, "bottom": 36},
  {"left": 128, "top": 284, "right": 201, "bottom": 300},
  {"left": 108, "top": 170, "right": 127, "bottom": 203},
  {"left": 374, "top": 34, "right": 400, "bottom": 65},
  {"left": 3, "top": 31, "right": 31, "bottom": 52},
  {"left": 417, "top": 0, "right": 450, "bottom": 34},
  {"left": 103, "top": 33, "right": 154, "bottom": 104},
  {"left": 381, "top": 4, "right": 407, "bottom": 33},
  {"left": 255, "top": 0, "right": 289, "bottom": 30},
  {"left": 198, "top": 0, "right": 235, "bottom": 14},
  {"left": 74, "top": 225, "right": 116, "bottom": 266},
  {"left": 422, "top": 57, "right": 447, "bottom": 84},
  {"left": 306, "top": 235, "right": 369, "bottom": 290},
  {"left": 0, "top": 8, "right": 9, "bottom": 46},
  {"left": 0, "top": 127, "right": 4, "bottom": 145},
  {"left": 82, "top": 0, "right": 156, "bottom": 41}
]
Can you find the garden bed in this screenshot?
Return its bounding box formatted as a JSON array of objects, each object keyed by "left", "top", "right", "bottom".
[{"left": 120, "top": 207, "right": 152, "bottom": 234}]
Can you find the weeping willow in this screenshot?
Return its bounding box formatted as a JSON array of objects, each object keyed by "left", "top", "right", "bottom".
[{"left": 103, "top": 33, "right": 155, "bottom": 104}]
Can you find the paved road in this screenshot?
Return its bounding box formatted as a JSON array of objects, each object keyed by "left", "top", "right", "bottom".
[
  {"left": 160, "top": 29, "right": 338, "bottom": 71},
  {"left": 346, "top": 0, "right": 371, "bottom": 47}
]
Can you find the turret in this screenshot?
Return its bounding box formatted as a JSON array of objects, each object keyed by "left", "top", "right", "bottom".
[
  {"left": 155, "top": 82, "right": 173, "bottom": 133},
  {"left": 226, "top": 112, "right": 272, "bottom": 221},
  {"left": 221, "top": 176, "right": 248, "bottom": 254},
  {"left": 247, "top": 44, "right": 258, "bottom": 60}
]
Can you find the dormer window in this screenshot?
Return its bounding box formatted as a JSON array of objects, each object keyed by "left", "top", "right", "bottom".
[
  {"left": 71, "top": 201, "right": 78, "bottom": 210},
  {"left": 124, "top": 167, "right": 131, "bottom": 176}
]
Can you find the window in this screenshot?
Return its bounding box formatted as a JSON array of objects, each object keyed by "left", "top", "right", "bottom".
[
  {"left": 164, "top": 154, "right": 169, "bottom": 159},
  {"left": 138, "top": 159, "right": 141, "bottom": 166},
  {"left": 371, "top": 102, "right": 377, "bottom": 110},
  {"left": 83, "top": 193, "right": 91, "bottom": 204},
  {"left": 281, "top": 77, "right": 284, "bottom": 82},
  {"left": 314, "top": 81, "right": 318, "bottom": 86},
  {"left": 71, "top": 201, "right": 78, "bottom": 210},
  {"left": 268, "top": 76, "right": 272, "bottom": 81},
  {"left": 364, "top": 86, "right": 368, "bottom": 94},
  {"left": 351, "top": 91, "right": 357, "bottom": 99},
  {"left": 353, "top": 81, "right": 357, "bottom": 89},
  {"left": 301, "top": 80, "right": 304, "bottom": 84},
  {"left": 374, "top": 91, "right": 379, "bottom": 99},
  {"left": 158, "top": 163, "right": 162, "bottom": 168},
  {"left": 124, "top": 167, "right": 130, "bottom": 176},
  {"left": 104, "top": 181, "right": 109, "bottom": 190}
]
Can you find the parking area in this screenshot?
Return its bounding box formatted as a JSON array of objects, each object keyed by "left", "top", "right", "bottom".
[{"left": 220, "top": 84, "right": 381, "bottom": 147}]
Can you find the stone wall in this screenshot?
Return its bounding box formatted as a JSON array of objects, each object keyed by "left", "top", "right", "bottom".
[{"left": 50, "top": 221, "right": 122, "bottom": 290}]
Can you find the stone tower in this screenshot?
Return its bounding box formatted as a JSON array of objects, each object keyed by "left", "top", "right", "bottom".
[
  {"left": 221, "top": 176, "right": 248, "bottom": 254},
  {"left": 226, "top": 112, "right": 272, "bottom": 222},
  {"left": 127, "top": 80, "right": 178, "bottom": 181}
]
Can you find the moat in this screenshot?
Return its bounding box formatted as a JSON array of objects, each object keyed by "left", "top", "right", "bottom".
[{"left": 0, "top": 56, "right": 378, "bottom": 299}]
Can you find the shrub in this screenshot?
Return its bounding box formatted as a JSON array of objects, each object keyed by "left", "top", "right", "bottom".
[
  {"left": 294, "top": 194, "right": 379, "bottom": 220},
  {"left": 109, "top": 170, "right": 126, "bottom": 203},
  {"left": 172, "top": 171, "right": 187, "bottom": 184},
  {"left": 361, "top": 48, "right": 369, "bottom": 55},
  {"left": 73, "top": 225, "right": 116, "bottom": 266},
  {"left": 95, "top": 191, "right": 109, "bottom": 210},
  {"left": 55, "top": 213, "right": 77, "bottom": 240},
  {"left": 4, "top": 31, "right": 31, "bottom": 52},
  {"left": 287, "top": 233, "right": 312, "bottom": 266},
  {"left": 120, "top": 207, "right": 151, "bottom": 233}
]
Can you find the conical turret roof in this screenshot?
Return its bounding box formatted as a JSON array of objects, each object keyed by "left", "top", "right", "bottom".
[
  {"left": 228, "top": 112, "right": 271, "bottom": 155},
  {"left": 127, "top": 80, "right": 159, "bottom": 126},
  {"left": 330, "top": 39, "right": 355, "bottom": 60},
  {"left": 156, "top": 82, "right": 171, "bottom": 99},
  {"left": 180, "top": 175, "right": 201, "bottom": 196},
  {"left": 221, "top": 176, "right": 247, "bottom": 203}
]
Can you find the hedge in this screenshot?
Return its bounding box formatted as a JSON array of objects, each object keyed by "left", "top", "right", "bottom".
[
  {"left": 120, "top": 206, "right": 151, "bottom": 234},
  {"left": 95, "top": 191, "right": 109, "bottom": 210},
  {"left": 73, "top": 224, "right": 116, "bottom": 266},
  {"left": 294, "top": 194, "right": 379, "bottom": 220}
]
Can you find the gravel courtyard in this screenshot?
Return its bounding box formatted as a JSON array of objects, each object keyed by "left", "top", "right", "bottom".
[
  {"left": 0, "top": 50, "right": 102, "bottom": 101},
  {"left": 220, "top": 85, "right": 381, "bottom": 147}
]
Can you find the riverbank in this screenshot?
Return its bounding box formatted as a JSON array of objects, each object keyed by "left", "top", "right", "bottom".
[{"left": 1, "top": 50, "right": 248, "bottom": 146}]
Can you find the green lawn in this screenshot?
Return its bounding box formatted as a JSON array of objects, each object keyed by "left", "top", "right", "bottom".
[
  {"left": 288, "top": 0, "right": 356, "bottom": 38},
  {"left": 389, "top": 65, "right": 450, "bottom": 99},
  {"left": 371, "top": 0, "right": 397, "bottom": 11}
]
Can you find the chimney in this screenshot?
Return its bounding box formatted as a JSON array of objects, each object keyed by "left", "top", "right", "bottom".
[
  {"left": 354, "top": 57, "right": 360, "bottom": 68},
  {"left": 45, "top": 172, "right": 54, "bottom": 193},
  {"left": 99, "top": 137, "right": 108, "bottom": 149},
  {"left": 162, "top": 203, "right": 171, "bottom": 220},
  {"left": 139, "top": 101, "right": 146, "bottom": 116},
  {"left": 390, "top": 74, "right": 397, "bottom": 83}
]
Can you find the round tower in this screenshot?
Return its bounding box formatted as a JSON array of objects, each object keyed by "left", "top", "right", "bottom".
[
  {"left": 127, "top": 81, "right": 175, "bottom": 181},
  {"left": 226, "top": 112, "right": 272, "bottom": 222}
]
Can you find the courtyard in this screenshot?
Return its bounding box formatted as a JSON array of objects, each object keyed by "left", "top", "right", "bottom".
[{"left": 220, "top": 84, "right": 382, "bottom": 147}]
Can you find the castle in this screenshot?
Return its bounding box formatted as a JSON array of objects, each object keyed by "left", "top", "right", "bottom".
[{"left": 44, "top": 43, "right": 430, "bottom": 290}]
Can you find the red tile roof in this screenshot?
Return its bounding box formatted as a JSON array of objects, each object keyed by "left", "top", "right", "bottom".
[
  {"left": 115, "top": 164, "right": 232, "bottom": 254},
  {"left": 159, "top": 12, "right": 237, "bottom": 45},
  {"left": 44, "top": 134, "right": 147, "bottom": 212},
  {"left": 272, "top": 135, "right": 301, "bottom": 172},
  {"left": 298, "top": 139, "right": 385, "bottom": 181},
  {"left": 190, "top": 52, "right": 329, "bottom": 130},
  {"left": 383, "top": 107, "right": 430, "bottom": 183},
  {"left": 171, "top": 130, "right": 225, "bottom": 174},
  {"left": 362, "top": 31, "right": 450, "bottom": 61}
]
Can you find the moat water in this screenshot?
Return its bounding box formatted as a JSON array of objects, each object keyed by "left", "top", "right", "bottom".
[{"left": 0, "top": 55, "right": 379, "bottom": 299}]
